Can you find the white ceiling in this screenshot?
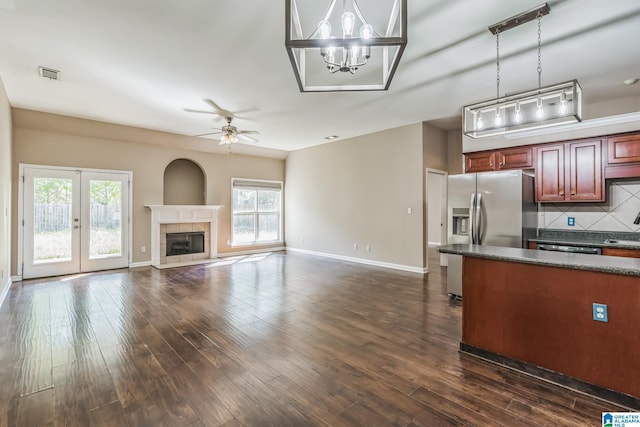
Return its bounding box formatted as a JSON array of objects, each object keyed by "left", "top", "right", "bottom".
[{"left": 1, "top": 0, "right": 640, "bottom": 159}]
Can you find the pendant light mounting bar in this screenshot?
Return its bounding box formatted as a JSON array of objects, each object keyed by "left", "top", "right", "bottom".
[{"left": 488, "top": 3, "right": 550, "bottom": 35}]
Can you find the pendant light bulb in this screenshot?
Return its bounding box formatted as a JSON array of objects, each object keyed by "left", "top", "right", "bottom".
[
  {"left": 536, "top": 97, "right": 545, "bottom": 119},
  {"left": 560, "top": 92, "right": 568, "bottom": 114},
  {"left": 514, "top": 103, "right": 522, "bottom": 123},
  {"left": 318, "top": 20, "right": 332, "bottom": 39},
  {"left": 341, "top": 12, "right": 356, "bottom": 38},
  {"left": 477, "top": 115, "right": 484, "bottom": 130},
  {"left": 360, "top": 23, "right": 373, "bottom": 39},
  {"left": 494, "top": 109, "right": 502, "bottom": 126}
]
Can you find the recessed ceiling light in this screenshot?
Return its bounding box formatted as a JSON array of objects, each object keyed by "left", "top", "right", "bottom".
[
  {"left": 324, "top": 135, "right": 339, "bottom": 140},
  {"left": 623, "top": 78, "right": 638, "bottom": 86}
]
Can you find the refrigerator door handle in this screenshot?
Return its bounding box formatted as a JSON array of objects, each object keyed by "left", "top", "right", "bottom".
[
  {"left": 469, "top": 193, "right": 476, "bottom": 244},
  {"left": 475, "top": 192, "right": 483, "bottom": 244}
]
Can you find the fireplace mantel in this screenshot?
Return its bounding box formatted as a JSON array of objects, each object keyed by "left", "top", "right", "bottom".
[{"left": 146, "top": 205, "right": 223, "bottom": 268}]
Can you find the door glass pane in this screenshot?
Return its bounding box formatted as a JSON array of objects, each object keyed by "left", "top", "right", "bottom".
[
  {"left": 89, "top": 180, "right": 122, "bottom": 259},
  {"left": 33, "top": 177, "right": 73, "bottom": 263}
]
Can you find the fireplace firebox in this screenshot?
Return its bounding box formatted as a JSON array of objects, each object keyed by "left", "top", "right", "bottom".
[{"left": 166, "top": 232, "right": 205, "bottom": 256}]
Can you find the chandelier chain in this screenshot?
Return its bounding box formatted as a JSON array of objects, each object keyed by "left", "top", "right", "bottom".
[
  {"left": 537, "top": 13, "right": 542, "bottom": 88},
  {"left": 496, "top": 29, "right": 500, "bottom": 99}
]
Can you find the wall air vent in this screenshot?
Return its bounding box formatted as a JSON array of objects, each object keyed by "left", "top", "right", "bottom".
[{"left": 38, "top": 66, "right": 60, "bottom": 80}]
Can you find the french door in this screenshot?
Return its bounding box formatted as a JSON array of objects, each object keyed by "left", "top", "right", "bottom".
[{"left": 22, "top": 166, "right": 130, "bottom": 279}]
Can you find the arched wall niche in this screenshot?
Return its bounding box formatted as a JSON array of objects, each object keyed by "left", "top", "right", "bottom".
[{"left": 163, "top": 158, "right": 206, "bottom": 205}]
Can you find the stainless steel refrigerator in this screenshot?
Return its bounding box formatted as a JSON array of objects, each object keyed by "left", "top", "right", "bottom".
[{"left": 446, "top": 169, "right": 537, "bottom": 298}]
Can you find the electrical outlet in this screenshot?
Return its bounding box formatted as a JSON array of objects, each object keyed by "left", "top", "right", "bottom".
[
  {"left": 407, "top": 207, "right": 412, "bottom": 214},
  {"left": 300, "top": 237, "right": 304, "bottom": 243},
  {"left": 568, "top": 217, "right": 575, "bottom": 226},
  {"left": 366, "top": 245, "right": 371, "bottom": 252},
  {"left": 593, "top": 303, "right": 608, "bottom": 322},
  {"left": 353, "top": 243, "right": 358, "bottom": 250},
  {"left": 141, "top": 246, "right": 146, "bottom": 253}
]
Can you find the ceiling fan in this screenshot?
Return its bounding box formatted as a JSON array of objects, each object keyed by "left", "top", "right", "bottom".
[
  {"left": 195, "top": 116, "right": 260, "bottom": 145},
  {"left": 186, "top": 99, "right": 259, "bottom": 145}
]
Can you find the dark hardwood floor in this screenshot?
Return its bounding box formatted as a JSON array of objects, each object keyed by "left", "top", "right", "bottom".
[{"left": 0, "top": 250, "right": 628, "bottom": 426}]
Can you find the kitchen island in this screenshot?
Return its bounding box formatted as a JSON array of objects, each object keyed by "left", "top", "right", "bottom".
[{"left": 437, "top": 244, "right": 640, "bottom": 409}]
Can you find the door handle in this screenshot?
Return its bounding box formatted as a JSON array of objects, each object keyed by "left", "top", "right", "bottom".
[{"left": 475, "top": 193, "right": 483, "bottom": 244}]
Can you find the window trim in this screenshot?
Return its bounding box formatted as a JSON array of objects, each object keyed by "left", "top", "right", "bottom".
[{"left": 231, "top": 178, "right": 283, "bottom": 246}]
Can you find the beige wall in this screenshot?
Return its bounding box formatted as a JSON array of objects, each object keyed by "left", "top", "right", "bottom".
[
  {"left": 285, "top": 123, "right": 427, "bottom": 270},
  {"left": 422, "top": 122, "right": 448, "bottom": 171},
  {"left": 11, "top": 109, "right": 285, "bottom": 271},
  {"left": 0, "top": 76, "right": 12, "bottom": 294},
  {"left": 447, "top": 128, "right": 463, "bottom": 174}
]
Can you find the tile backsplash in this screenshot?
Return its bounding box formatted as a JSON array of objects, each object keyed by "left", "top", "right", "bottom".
[{"left": 539, "top": 179, "right": 640, "bottom": 232}]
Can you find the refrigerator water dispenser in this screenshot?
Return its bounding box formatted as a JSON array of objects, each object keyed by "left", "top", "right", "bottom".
[{"left": 452, "top": 208, "right": 470, "bottom": 236}]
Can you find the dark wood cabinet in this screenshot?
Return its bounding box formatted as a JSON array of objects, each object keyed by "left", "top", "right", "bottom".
[
  {"left": 603, "top": 247, "right": 640, "bottom": 258},
  {"left": 465, "top": 146, "right": 533, "bottom": 173},
  {"left": 535, "top": 144, "right": 565, "bottom": 202},
  {"left": 465, "top": 151, "right": 496, "bottom": 173},
  {"left": 568, "top": 140, "right": 604, "bottom": 201},
  {"left": 605, "top": 132, "right": 640, "bottom": 178},
  {"left": 536, "top": 139, "right": 604, "bottom": 202}
]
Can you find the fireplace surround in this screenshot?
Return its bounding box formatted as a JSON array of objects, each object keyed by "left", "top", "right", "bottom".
[{"left": 146, "top": 205, "right": 223, "bottom": 268}]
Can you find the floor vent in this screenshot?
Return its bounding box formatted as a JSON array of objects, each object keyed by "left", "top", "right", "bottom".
[{"left": 38, "top": 66, "right": 60, "bottom": 80}]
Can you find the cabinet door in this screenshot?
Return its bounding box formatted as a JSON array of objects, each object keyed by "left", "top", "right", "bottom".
[
  {"left": 536, "top": 144, "right": 565, "bottom": 202},
  {"left": 465, "top": 151, "right": 496, "bottom": 173},
  {"left": 497, "top": 146, "right": 533, "bottom": 170},
  {"left": 568, "top": 140, "right": 604, "bottom": 202},
  {"left": 607, "top": 133, "right": 640, "bottom": 165},
  {"left": 603, "top": 247, "right": 640, "bottom": 258}
]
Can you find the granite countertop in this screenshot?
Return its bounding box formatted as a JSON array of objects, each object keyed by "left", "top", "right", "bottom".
[{"left": 437, "top": 244, "right": 640, "bottom": 276}]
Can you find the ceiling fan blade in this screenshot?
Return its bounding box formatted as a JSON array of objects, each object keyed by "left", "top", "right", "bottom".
[
  {"left": 184, "top": 108, "right": 218, "bottom": 115},
  {"left": 237, "top": 134, "right": 259, "bottom": 143},
  {"left": 194, "top": 131, "right": 224, "bottom": 137},
  {"left": 204, "top": 99, "right": 231, "bottom": 117},
  {"left": 237, "top": 130, "right": 259, "bottom": 135}
]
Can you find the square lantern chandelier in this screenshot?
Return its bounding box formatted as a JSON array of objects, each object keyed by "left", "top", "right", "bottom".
[
  {"left": 463, "top": 3, "right": 583, "bottom": 138},
  {"left": 285, "top": 0, "right": 407, "bottom": 92}
]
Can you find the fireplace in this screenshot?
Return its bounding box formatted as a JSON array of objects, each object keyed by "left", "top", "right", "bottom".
[
  {"left": 166, "top": 232, "right": 205, "bottom": 256},
  {"left": 146, "top": 205, "right": 223, "bottom": 268}
]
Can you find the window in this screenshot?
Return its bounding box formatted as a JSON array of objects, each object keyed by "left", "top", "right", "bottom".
[{"left": 232, "top": 178, "right": 282, "bottom": 245}]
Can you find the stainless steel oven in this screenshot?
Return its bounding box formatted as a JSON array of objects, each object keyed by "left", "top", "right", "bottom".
[{"left": 536, "top": 243, "right": 602, "bottom": 255}]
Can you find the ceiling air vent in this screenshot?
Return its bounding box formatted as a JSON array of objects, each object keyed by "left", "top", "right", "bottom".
[{"left": 38, "top": 66, "right": 60, "bottom": 80}]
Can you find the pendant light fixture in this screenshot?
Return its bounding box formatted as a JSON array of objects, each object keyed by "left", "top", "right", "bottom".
[
  {"left": 285, "top": 0, "right": 407, "bottom": 92},
  {"left": 463, "top": 3, "right": 582, "bottom": 138}
]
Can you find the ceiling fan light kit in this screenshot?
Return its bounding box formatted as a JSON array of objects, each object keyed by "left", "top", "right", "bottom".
[
  {"left": 285, "top": 0, "right": 407, "bottom": 92},
  {"left": 463, "top": 3, "right": 583, "bottom": 139}
]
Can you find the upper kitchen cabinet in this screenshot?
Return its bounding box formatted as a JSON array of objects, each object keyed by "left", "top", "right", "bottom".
[
  {"left": 536, "top": 139, "right": 604, "bottom": 202},
  {"left": 605, "top": 132, "right": 640, "bottom": 179},
  {"left": 465, "top": 146, "right": 533, "bottom": 173}
]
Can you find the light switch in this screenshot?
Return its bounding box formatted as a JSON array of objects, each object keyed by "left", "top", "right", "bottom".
[{"left": 407, "top": 207, "right": 412, "bottom": 214}]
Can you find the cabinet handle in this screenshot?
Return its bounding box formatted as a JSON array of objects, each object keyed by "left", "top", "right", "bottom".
[
  {"left": 560, "top": 192, "right": 565, "bottom": 196},
  {"left": 490, "top": 157, "right": 494, "bottom": 167},
  {"left": 571, "top": 192, "right": 576, "bottom": 196}
]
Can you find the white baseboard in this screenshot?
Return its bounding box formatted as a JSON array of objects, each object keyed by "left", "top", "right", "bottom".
[
  {"left": 286, "top": 247, "right": 428, "bottom": 274},
  {"left": 11, "top": 275, "right": 21, "bottom": 282},
  {"left": 0, "top": 276, "right": 12, "bottom": 309},
  {"left": 129, "top": 261, "right": 153, "bottom": 268}
]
